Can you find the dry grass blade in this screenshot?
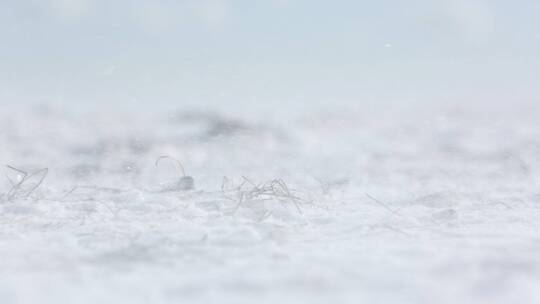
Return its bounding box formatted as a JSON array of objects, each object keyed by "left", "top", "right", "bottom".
[
  {"left": 5, "top": 166, "right": 48, "bottom": 201},
  {"left": 365, "top": 193, "right": 400, "bottom": 216},
  {"left": 5, "top": 165, "right": 28, "bottom": 186},
  {"left": 155, "top": 155, "right": 186, "bottom": 177},
  {"left": 155, "top": 156, "right": 194, "bottom": 191}
]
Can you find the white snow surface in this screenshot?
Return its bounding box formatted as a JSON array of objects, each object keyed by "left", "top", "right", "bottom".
[{"left": 1, "top": 103, "right": 540, "bottom": 304}]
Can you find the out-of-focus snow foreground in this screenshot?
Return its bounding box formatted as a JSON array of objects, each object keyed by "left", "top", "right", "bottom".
[{"left": 1, "top": 103, "right": 540, "bottom": 304}]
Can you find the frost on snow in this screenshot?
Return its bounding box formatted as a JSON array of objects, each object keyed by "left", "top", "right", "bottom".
[{"left": 1, "top": 105, "right": 540, "bottom": 304}]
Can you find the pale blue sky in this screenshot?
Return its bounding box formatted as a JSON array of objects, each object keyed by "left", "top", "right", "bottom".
[{"left": 1, "top": 0, "right": 539, "bottom": 111}]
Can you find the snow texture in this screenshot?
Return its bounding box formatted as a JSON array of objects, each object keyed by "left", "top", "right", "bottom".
[{"left": 1, "top": 103, "right": 540, "bottom": 304}]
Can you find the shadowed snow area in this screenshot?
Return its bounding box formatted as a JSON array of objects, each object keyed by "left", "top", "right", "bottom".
[{"left": 1, "top": 103, "right": 540, "bottom": 303}]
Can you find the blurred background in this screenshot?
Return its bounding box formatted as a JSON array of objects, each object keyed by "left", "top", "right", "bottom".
[{"left": 1, "top": 0, "right": 539, "bottom": 113}]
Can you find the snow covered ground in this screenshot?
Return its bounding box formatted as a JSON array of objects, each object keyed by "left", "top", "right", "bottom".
[{"left": 1, "top": 102, "right": 540, "bottom": 303}]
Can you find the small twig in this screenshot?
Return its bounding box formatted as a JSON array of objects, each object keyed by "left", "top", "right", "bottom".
[{"left": 223, "top": 176, "right": 306, "bottom": 214}]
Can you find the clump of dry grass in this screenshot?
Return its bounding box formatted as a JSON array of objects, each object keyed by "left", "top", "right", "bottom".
[
  {"left": 221, "top": 176, "right": 306, "bottom": 214},
  {"left": 3, "top": 165, "right": 48, "bottom": 201}
]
